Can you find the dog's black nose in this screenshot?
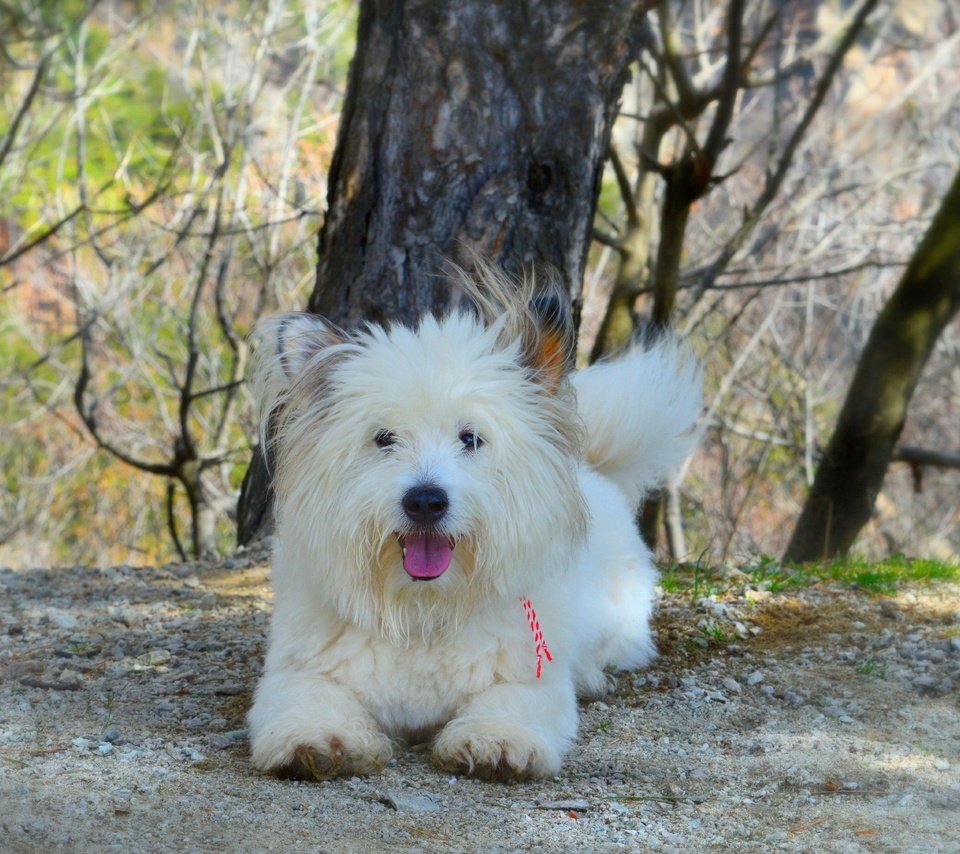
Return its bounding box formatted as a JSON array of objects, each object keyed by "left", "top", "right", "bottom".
[{"left": 402, "top": 485, "right": 449, "bottom": 526}]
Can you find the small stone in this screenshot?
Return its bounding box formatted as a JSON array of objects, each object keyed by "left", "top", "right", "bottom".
[
  {"left": 53, "top": 614, "right": 79, "bottom": 630},
  {"left": 5, "top": 661, "right": 43, "bottom": 678},
  {"left": 880, "top": 602, "right": 903, "bottom": 620},
  {"left": 102, "top": 726, "right": 121, "bottom": 743},
  {"left": 379, "top": 789, "right": 440, "bottom": 813},
  {"left": 58, "top": 669, "right": 82, "bottom": 687},
  {"left": 140, "top": 650, "right": 172, "bottom": 667},
  {"left": 722, "top": 677, "right": 741, "bottom": 694},
  {"left": 179, "top": 747, "right": 205, "bottom": 762},
  {"left": 213, "top": 684, "right": 244, "bottom": 696},
  {"left": 838, "top": 715, "right": 855, "bottom": 724},
  {"left": 72, "top": 737, "right": 92, "bottom": 750},
  {"left": 206, "top": 734, "right": 234, "bottom": 750},
  {"left": 108, "top": 607, "right": 142, "bottom": 627},
  {"left": 745, "top": 671, "right": 764, "bottom": 686},
  {"left": 934, "top": 759, "right": 950, "bottom": 771},
  {"left": 538, "top": 799, "right": 591, "bottom": 811},
  {"left": 97, "top": 742, "right": 114, "bottom": 755}
]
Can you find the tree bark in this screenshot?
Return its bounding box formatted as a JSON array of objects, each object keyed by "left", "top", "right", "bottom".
[
  {"left": 784, "top": 167, "right": 960, "bottom": 562},
  {"left": 237, "top": 0, "right": 651, "bottom": 544},
  {"left": 310, "top": 0, "right": 649, "bottom": 324}
]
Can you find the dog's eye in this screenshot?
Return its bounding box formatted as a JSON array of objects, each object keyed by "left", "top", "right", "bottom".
[
  {"left": 459, "top": 430, "right": 484, "bottom": 452},
  {"left": 374, "top": 430, "right": 397, "bottom": 449}
]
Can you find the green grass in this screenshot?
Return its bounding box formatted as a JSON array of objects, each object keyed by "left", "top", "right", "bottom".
[
  {"left": 813, "top": 554, "right": 959, "bottom": 593},
  {"left": 855, "top": 658, "right": 887, "bottom": 680},
  {"left": 660, "top": 554, "right": 958, "bottom": 598},
  {"left": 659, "top": 559, "right": 726, "bottom": 600},
  {"left": 700, "top": 625, "right": 734, "bottom": 644}
]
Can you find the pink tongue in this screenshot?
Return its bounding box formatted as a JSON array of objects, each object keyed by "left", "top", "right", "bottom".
[{"left": 403, "top": 533, "right": 453, "bottom": 579}]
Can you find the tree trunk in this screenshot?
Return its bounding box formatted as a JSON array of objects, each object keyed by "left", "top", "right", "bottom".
[
  {"left": 238, "top": 0, "right": 650, "bottom": 544},
  {"left": 309, "top": 0, "right": 649, "bottom": 324},
  {"left": 784, "top": 167, "right": 960, "bottom": 562},
  {"left": 180, "top": 466, "right": 219, "bottom": 559}
]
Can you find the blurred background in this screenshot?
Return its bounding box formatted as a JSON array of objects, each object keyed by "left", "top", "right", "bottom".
[{"left": 2, "top": 0, "right": 957, "bottom": 569}]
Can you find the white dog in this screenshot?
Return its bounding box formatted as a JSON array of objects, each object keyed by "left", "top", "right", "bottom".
[{"left": 247, "top": 268, "right": 700, "bottom": 781}]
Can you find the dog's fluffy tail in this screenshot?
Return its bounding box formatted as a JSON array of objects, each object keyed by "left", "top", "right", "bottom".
[{"left": 572, "top": 339, "right": 701, "bottom": 508}]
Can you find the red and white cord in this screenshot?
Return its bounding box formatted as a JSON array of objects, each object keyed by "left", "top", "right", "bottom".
[{"left": 520, "top": 596, "right": 553, "bottom": 679}]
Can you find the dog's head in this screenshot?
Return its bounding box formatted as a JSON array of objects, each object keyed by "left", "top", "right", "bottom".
[{"left": 252, "top": 267, "right": 587, "bottom": 641}]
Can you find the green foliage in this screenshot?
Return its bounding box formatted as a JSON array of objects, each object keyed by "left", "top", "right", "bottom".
[
  {"left": 855, "top": 658, "right": 887, "bottom": 680},
  {"left": 812, "top": 554, "right": 960, "bottom": 594},
  {"left": 745, "top": 555, "right": 812, "bottom": 593},
  {"left": 659, "top": 560, "right": 730, "bottom": 601},
  {"left": 1, "top": 0, "right": 357, "bottom": 566},
  {"left": 659, "top": 553, "right": 959, "bottom": 599},
  {"left": 699, "top": 625, "right": 734, "bottom": 644}
]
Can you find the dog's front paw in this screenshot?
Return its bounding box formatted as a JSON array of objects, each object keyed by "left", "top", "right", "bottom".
[
  {"left": 252, "top": 727, "right": 392, "bottom": 781},
  {"left": 433, "top": 719, "right": 561, "bottom": 781}
]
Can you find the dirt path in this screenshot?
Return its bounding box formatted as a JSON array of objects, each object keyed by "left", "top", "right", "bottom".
[{"left": 1, "top": 553, "right": 958, "bottom": 853}]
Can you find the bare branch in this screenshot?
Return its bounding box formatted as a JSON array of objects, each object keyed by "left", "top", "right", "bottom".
[
  {"left": 592, "top": 228, "right": 623, "bottom": 250},
  {"left": 608, "top": 144, "right": 640, "bottom": 227},
  {"left": 893, "top": 446, "right": 960, "bottom": 471},
  {"left": 695, "top": 0, "right": 882, "bottom": 297},
  {"left": 702, "top": 0, "right": 744, "bottom": 163},
  {"left": 73, "top": 314, "right": 177, "bottom": 477},
  {"left": 166, "top": 482, "right": 187, "bottom": 562},
  {"left": 0, "top": 56, "right": 48, "bottom": 168}
]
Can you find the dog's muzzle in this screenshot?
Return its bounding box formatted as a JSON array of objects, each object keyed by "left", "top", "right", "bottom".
[{"left": 398, "top": 485, "right": 455, "bottom": 580}]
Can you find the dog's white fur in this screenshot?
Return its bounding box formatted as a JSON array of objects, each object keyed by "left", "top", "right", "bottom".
[{"left": 247, "top": 271, "right": 700, "bottom": 780}]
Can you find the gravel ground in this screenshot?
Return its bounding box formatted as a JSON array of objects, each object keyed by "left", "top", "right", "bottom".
[{"left": 1, "top": 550, "right": 958, "bottom": 853}]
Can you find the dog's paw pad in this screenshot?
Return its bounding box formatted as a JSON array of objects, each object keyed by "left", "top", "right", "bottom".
[
  {"left": 274, "top": 740, "right": 343, "bottom": 781},
  {"left": 272, "top": 736, "right": 388, "bottom": 781}
]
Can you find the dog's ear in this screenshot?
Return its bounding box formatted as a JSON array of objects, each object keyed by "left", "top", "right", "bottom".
[
  {"left": 525, "top": 291, "right": 575, "bottom": 394},
  {"left": 250, "top": 312, "right": 344, "bottom": 428},
  {"left": 271, "top": 312, "right": 344, "bottom": 380},
  {"left": 448, "top": 256, "right": 576, "bottom": 392}
]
